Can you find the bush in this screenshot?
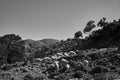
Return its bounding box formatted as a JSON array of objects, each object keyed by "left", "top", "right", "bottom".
[{"left": 23, "top": 74, "right": 34, "bottom": 80}]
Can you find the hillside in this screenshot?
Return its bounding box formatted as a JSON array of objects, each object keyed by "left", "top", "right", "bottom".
[
  {"left": 38, "top": 39, "right": 59, "bottom": 47},
  {"left": 51, "top": 18, "right": 120, "bottom": 52},
  {"left": 0, "top": 47, "right": 120, "bottom": 80},
  {"left": 23, "top": 38, "right": 59, "bottom": 48},
  {"left": 0, "top": 18, "right": 120, "bottom": 80},
  {"left": 22, "top": 39, "right": 59, "bottom": 58}
]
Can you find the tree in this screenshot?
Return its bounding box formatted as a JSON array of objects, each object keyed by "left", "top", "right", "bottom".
[
  {"left": 97, "top": 17, "right": 107, "bottom": 27},
  {"left": 0, "top": 45, "right": 7, "bottom": 65},
  {"left": 7, "top": 41, "right": 25, "bottom": 63},
  {"left": 0, "top": 34, "right": 23, "bottom": 64},
  {"left": 0, "top": 34, "right": 21, "bottom": 45},
  {"left": 83, "top": 20, "right": 96, "bottom": 34},
  {"left": 74, "top": 31, "right": 82, "bottom": 38}
]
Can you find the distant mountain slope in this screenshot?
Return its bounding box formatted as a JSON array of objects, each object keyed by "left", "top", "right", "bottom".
[
  {"left": 23, "top": 39, "right": 44, "bottom": 48},
  {"left": 23, "top": 38, "right": 59, "bottom": 50},
  {"left": 22, "top": 38, "right": 59, "bottom": 57},
  {"left": 38, "top": 39, "right": 59, "bottom": 46}
]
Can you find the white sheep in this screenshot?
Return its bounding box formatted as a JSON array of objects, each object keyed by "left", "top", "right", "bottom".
[
  {"left": 57, "top": 53, "right": 64, "bottom": 57},
  {"left": 54, "top": 61, "right": 59, "bottom": 71},
  {"left": 44, "top": 57, "right": 51, "bottom": 60},
  {"left": 69, "top": 51, "right": 76, "bottom": 56},
  {"left": 36, "top": 58, "right": 43, "bottom": 61},
  {"left": 64, "top": 52, "right": 69, "bottom": 57},
  {"left": 51, "top": 55, "right": 58, "bottom": 59},
  {"left": 84, "top": 60, "right": 89, "bottom": 66},
  {"left": 66, "top": 64, "right": 70, "bottom": 69},
  {"left": 61, "top": 58, "right": 69, "bottom": 63}
]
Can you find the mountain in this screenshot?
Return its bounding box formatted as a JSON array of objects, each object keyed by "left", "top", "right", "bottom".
[
  {"left": 23, "top": 38, "right": 59, "bottom": 48},
  {"left": 23, "top": 39, "right": 44, "bottom": 49},
  {"left": 38, "top": 38, "right": 59, "bottom": 47},
  {"left": 23, "top": 39, "right": 59, "bottom": 54}
]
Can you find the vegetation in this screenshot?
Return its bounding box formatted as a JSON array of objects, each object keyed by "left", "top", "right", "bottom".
[
  {"left": 74, "top": 31, "right": 82, "bottom": 38},
  {"left": 0, "top": 18, "right": 120, "bottom": 80}
]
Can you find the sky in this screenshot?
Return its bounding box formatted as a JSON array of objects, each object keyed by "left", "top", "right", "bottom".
[{"left": 0, "top": 0, "right": 120, "bottom": 40}]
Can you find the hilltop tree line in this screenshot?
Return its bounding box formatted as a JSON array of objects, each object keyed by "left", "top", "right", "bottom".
[{"left": 51, "top": 18, "right": 120, "bottom": 52}]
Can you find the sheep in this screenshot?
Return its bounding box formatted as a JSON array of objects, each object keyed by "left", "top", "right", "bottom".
[
  {"left": 66, "top": 64, "right": 70, "bottom": 70},
  {"left": 51, "top": 55, "right": 58, "bottom": 60},
  {"left": 69, "top": 51, "right": 77, "bottom": 56},
  {"left": 83, "top": 60, "right": 89, "bottom": 67},
  {"left": 56, "top": 53, "right": 64, "bottom": 58},
  {"left": 54, "top": 61, "right": 59, "bottom": 71},
  {"left": 44, "top": 57, "right": 51, "bottom": 60},
  {"left": 61, "top": 58, "right": 70, "bottom": 70},
  {"left": 63, "top": 52, "right": 69, "bottom": 57},
  {"left": 61, "top": 58, "right": 69, "bottom": 63},
  {"left": 36, "top": 58, "right": 43, "bottom": 61}
]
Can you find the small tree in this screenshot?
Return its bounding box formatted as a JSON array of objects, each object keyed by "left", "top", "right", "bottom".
[
  {"left": 74, "top": 31, "right": 82, "bottom": 38},
  {"left": 0, "top": 34, "right": 21, "bottom": 45},
  {"left": 7, "top": 41, "right": 25, "bottom": 63},
  {"left": 0, "top": 34, "right": 24, "bottom": 64},
  {"left": 97, "top": 17, "right": 107, "bottom": 27},
  {"left": 83, "top": 20, "right": 96, "bottom": 34}
]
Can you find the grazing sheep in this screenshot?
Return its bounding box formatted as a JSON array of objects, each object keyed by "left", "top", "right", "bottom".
[
  {"left": 36, "top": 58, "right": 43, "bottom": 61},
  {"left": 69, "top": 51, "right": 76, "bottom": 56},
  {"left": 54, "top": 61, "right": 59, "bottom": 71},
  {"left": 44, "top": 57, "right": 51, "bottom": 60},
  {"left": 64, "top": 52, "right": 69, "bottom": 57},
  {"left": 84, "top": 60, "right": 89, "bottom": 66},
  {"left": 60, "top": 58, "right": 70, "bottom": 71},
  {"left": 56, "top": 53, "right": 64, "bottom": 58},
  {"left": 51, "top": 55, "right": 58, "bottom": 60},
  {"left": 66, "top": 64, "right": 70, "bottom": 70},
  {"left": 61, "top": 58, "right": 69, "bottom": 63}
]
